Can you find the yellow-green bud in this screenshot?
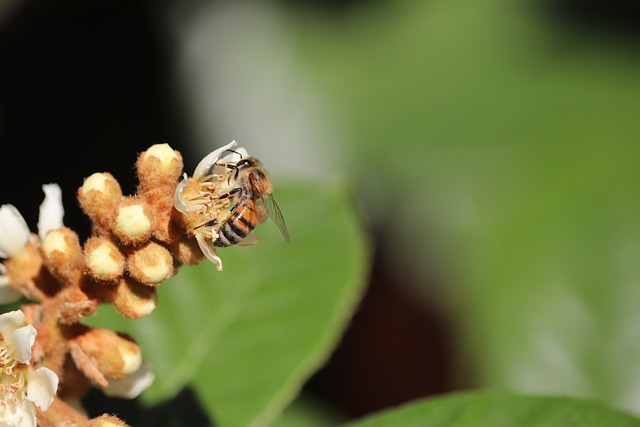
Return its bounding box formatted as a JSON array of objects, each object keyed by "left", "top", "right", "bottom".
[
  {"left": 90, "top": 415, "right": 129, "bottom": 427},
  {"left": 71, "top": 328, "right": 142, "bottom": 382},
  {"left": 84, "top": 237, "right": 125, "bottom": 282},
  {"left": 41, "top": 227, "right": 84, "bottom": 286},
  {"left": 136, "top": 143, "right": 183, "bottom": 189},
  {"left": 126, "top": 242, "right": 173, "bottom": 285},
  {"left": 144, "top": 143, "right": 180, "bottom": 170},
  {"left": 113, "top": 198, "right": 154, "bottom": 244},
  {"left": 77, "top": 172, "right": 122, "bottom": 230},
  {"left": 171, "top": 238, "right": 204, "bottom": 266},
  {"left": 111, "top": 277, "right": 157, "bottom": 319}
]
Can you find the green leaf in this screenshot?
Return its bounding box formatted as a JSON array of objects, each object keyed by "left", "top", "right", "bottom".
[
  {"left": 284, "top": 0, "right": 640, "bottom": 414},
  {"left": 340, "top": 390, "right": 640, "bottom": 427},
  {"left": 270, "top": 394, "right": 347, "bottom": 427},
  {"left": 86, "top": 181, "right": 370, "bottom": 427}
]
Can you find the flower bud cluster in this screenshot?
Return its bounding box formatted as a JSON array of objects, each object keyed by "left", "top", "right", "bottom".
[
  {"left": 75, "top": 143, "right": 205, "bottom": 319},
  {"left": 0, "top": 142, "right": 236, "bottom": 426}
]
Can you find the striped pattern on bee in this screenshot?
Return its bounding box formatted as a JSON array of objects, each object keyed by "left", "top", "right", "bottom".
[{"left": 213, "top": 156, "right": 290, "bottom": 247}]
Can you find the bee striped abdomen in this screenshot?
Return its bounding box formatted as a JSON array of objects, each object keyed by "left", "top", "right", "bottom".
[{"left": 214, "top": 203, "right": 258, "bottom": 247}]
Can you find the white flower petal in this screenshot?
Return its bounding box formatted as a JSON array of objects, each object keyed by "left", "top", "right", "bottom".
[
  {"left": 26, "top": 367, "right": 59, "bottom": 411},
  {"left": 173, "top": 173, "right": 190, "bottom": 215},
  {"left": 0, "top": 204, "right": 30, "bottom": 258},
  {"left": 0, "top": 397, "right": 36, "bottom": 427},
  {"left": 103, "top": 362, "right": 155, "bottom": 399},
  {"left": 193, "top": 140, "right": 238, "bottom": 179},
  {"left": 21, "top": 402, "right": 38, "bottom": 427},
  {"left": 0, "top": 309, "right": 25, "bottom": 344},
  {"left": 38, "top": 183, "right": 64, "bottom": 241},
  {"left": 196, "top": 235, "right": 223, "bottom": 271},
  {"left": 13, "top": 324, "right": 37, "bottom": 364}
]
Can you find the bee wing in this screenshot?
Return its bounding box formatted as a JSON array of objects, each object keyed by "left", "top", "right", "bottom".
[
  {"left": 250, "top": 174, "right": 291, "bottom": 243},
  {"left": 237, "top": 232, "right": 260, "bottom": 246},
  {"left": 263, "top": 193, "right": 291, "bottom": 243}
]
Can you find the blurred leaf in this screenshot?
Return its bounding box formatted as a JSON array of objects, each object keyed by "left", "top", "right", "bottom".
[
  {"left": 284, "top": 0, "right": 640, "bottom": 415},
  {"left": 340, "top": 390, "right": 640, "bottom": 427},
  {"left": 270, "top": 394, "right": 346, "bottom": 427},
  {"left": 86, "top": 181, "right": 370, "bottom": 427}
]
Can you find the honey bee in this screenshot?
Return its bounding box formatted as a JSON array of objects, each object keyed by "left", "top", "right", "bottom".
[{"left": 213, "top": 155, "right": 290, "bottom": 247}]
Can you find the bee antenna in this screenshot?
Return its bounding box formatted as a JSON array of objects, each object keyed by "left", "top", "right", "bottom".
[{"left": 224, "top": 149, "right": 243, "bottom": 159}]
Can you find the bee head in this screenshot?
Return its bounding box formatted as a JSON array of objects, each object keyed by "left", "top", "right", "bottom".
[
  {"left": 228, "top": 157, "right": 262, "bottom": 182},
  {"left": 236, "top": 158, "right": 256, "bottom": 169}
]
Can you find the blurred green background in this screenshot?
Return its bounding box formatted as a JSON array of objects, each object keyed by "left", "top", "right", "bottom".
[{"left": 1, "top": 0, "right": 640, "bottom": 423}]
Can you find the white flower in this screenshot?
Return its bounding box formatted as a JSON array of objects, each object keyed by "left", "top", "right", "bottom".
[
  {"left": 0, "top": 310, "right": 59, "bottom": 426},
  {"left": 0, "top": 184, "right": 64, "bottom": 304},
  {"left": 38, "top": 184, "right": 64, "bottom": 241},
  {"left": 0, "top": 310, "right": 35, "bottom": 364},
  {"left": 103, "top": 362, "right": 154, "bottom": 399},
  {"left": 0, "top": 205, "right": 30, "bottom": 306},
  {"left": 174, "top": 140, "right": 241, "bottom": 215},
  {"left": 174, "top": 141, "right": 249, "bottom": 271},
  {"left": 0, "top": 205, "right": 30, "bottom": 260}
]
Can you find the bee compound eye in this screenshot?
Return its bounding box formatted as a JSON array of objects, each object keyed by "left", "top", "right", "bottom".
[{"left": 236, "top": 158, "right": 253, "bottom": 168}]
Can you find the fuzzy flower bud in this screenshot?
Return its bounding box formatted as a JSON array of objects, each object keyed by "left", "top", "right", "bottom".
[
  {"left": 69, "top": 328, "right": 142, "bottom": 389},
  {"left": 41, "top": 227, "right": 84, "bottom": 286},
  {"left": 57, "top": 286, "right": 98, "bottom": 324},
  {"left": 113, "top": 197, "right": 154, "bottom": 245},
  {"left": 136, "top": 143, "right": 183, "bottom": 188},
  {"left": 84, "top": 237, "right": 125, "bottom": 282},
  {"left": 126, "top": 242, "right": 173, "bottom": 285},
  {"left": 3, "top": 242, "right": 47, "bottom": 302},
  {"left": 77, "top": 173, "right": 122, "bottom": 230},
  {"left": 90, "top": 414, "right": 130, "bottom": 427},
  {"left": 170, "top": 239, "right": 205, "bottom": 266},
  {"left": 110, "top": 278, "right": 157, "bottom": 319}
]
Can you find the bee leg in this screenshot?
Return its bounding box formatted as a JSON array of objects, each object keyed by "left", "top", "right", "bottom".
[
  {"left": 214, "top": 161, "right": 240, "bottom": 183},
  {"left": 195, "top": 218, "right": 218, "bottom": 230},
  {"left": 217, "top": 187, "right": 242, "bottom": 201}
]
